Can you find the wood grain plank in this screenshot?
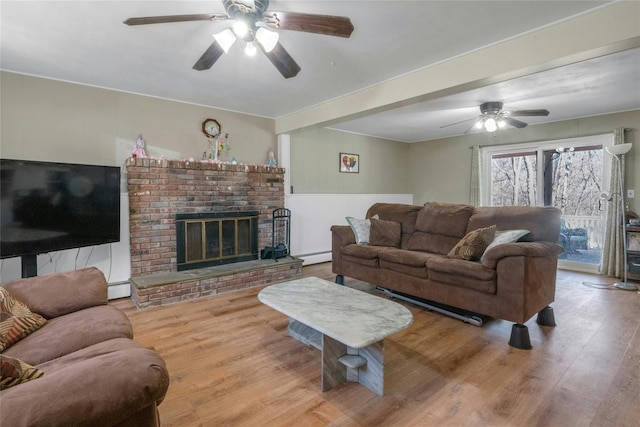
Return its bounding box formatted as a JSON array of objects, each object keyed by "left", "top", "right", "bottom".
[{"left": 111, "top": 264, "right": 640, "bottom": 426}]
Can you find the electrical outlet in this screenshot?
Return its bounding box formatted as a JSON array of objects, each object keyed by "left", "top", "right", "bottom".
[{"left": 628, "top": 189, "right": 635, "bottom": 199}]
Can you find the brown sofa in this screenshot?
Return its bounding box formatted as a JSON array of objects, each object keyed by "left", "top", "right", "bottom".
[
  {"left": 331, "top": 202, "right": 563, "bottom": 349},
  {"left": 1, "top": 267, "right": 169, "bottom": 426}
]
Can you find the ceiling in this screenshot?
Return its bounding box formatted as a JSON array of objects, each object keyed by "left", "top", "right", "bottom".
[{"left": 2, "top": 1, "right": 639, "bottom": 143}]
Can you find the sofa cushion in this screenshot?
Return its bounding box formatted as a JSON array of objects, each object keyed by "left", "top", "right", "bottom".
[
  {"left": 415, "top": 202, "right": 474, "bottom": 236},
  {"left": 379, "top": 259, "right": 429, "bottom": 279},
  {"left": 467, "top": 205, "right": 561, "bottom": 243},
  {"left": 448, "top": 225, "right": 496, "bottom": 261},
  {"left": 0, "top": 287, "right": 47, "bottom": 352},
  {"left": 2, "top": 305, "right": 133, "bottom": 366},
  {"left": 342, "top": 244, "right": 384, "bottom": 268},
  {"left": 1, "top": 354, "right": 44, "bottom": 390},
  {"left": 378, "top": 247, "right": 440, "bottom": 267},
  {"left": 366, "top": 203, "right": 421, "bottom": 237},
  {"left": 379, "top": 249, "right": 442, "bottom": 279},
  {"left": 407, "top": 202, "right": 475, "bottom": 255},
  {"left": 426, "top": 258, "right": 497, "bottom": 293},
  {"left": 406, "top": 232, "right": 463, "bottom": 255},
  {"left": 370, "top": 219, "right": 402, "bottom": 247}
]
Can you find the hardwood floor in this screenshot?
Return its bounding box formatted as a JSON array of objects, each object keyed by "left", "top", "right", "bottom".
[{"left": 112, "top": 263, "right": 640, "bottom": 426}]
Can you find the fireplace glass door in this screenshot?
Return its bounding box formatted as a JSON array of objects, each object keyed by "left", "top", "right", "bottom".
[{"left": 177, "top": 212, "right": 258, "bottom": 270}]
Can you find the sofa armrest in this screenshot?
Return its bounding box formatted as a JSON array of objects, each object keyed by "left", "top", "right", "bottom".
[
  {"left": 481, "top": 242, "right": 563, "bottom": 269},
  {"left": 2, "top": 267, "right": 108, "bottom": 319},
  {"left": 0, "top": 347, "right": 169, "bottom": 427},
  {"left": 331, "top": 225, "right": 356, "bottom": 276},
  {"left": 331, "top": 225, "right": 356, "bottom": 247}
]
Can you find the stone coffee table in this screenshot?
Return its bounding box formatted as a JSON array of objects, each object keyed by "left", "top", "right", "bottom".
[{"left": 258, "top": 277, "right": 413, "bottom": 396}]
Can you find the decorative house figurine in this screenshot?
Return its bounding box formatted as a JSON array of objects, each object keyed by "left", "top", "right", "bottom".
[{"left": 132, "top": 134, "right": 146, "bottom": 158}]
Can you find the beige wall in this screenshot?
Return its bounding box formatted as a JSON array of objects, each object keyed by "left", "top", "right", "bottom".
[
  {"left": 2, "top": 71, "right": 637, "bottom": 210},
  {"left": 0, "top": 72, "right": 276, "bottom": 166},
  {"left": 289, "top": 127, "right": 409, "bottom": 194},
  {"left": 408, "top": 110, "right": 640, "bottom": 212}
]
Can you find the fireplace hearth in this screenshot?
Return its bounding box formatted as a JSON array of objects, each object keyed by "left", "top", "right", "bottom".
[{"left": 176, "top": 211, "right": 258, "bottom": 271}]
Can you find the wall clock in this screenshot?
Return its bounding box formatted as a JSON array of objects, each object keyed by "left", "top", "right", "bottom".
[{"left": 202, "top": 119, "right": 221, "bottom": 138}]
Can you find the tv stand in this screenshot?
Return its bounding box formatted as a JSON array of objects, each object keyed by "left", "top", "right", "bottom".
[{"left": 21, "top": 254, "right": 38, "bottom": 278}]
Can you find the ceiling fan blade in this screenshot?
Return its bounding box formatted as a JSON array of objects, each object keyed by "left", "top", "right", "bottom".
[
  {"left": 124, "top": 14, "right": 226, "bottom": 26},
  {"left": 266, "top": 12, "right": 354, "bottom": 38},
  {"left": 192, "top": 41, "right": 225, "bottom": 71},
  {"left": 440, "top": 117, "right": 477, "bottom": 129},
  {"left": 260, "top": 42, "right": 301, "bottom": 79},
  {"left": 505, "top": 117, "right": 528, "bottom": 128},
  {"left": 464, "top": 123, "right": 479, "bottom": 134},
  {"left": 509, "top": 109, "right": 550, "bottom": 117}
]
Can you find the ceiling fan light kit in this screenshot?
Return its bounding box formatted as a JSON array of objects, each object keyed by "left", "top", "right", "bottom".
[
  {"left": 255, "top": 26, "right": 279, "bottom": 52},
  {"left": 244, "top": 41, "right": 257, "bottom": 56},
  {"left": 213, "top": 29, "right": 237, "bottom": 53},
  {"left": 124, "top": 0, "right": 354, "bottom": 79},
  {"left": 443, "top": 101, "right": 550, "bottom": 134}
]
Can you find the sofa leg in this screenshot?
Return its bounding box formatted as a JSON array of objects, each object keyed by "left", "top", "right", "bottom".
[
  {"left": 508, "top": 324, "right": 532, "bottom": 350},
  {"left": 335, "top": 275, "right": 344, "bottom": 285},
  {"left": 536, "top": 306, "right": 556, "bottom": 327}
]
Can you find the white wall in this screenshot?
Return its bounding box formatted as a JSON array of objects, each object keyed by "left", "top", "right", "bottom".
[{"left": 285, "top": 193, "right": 413, "bottom": 265}]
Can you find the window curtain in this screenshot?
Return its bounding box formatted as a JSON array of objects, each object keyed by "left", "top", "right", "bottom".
[
  {"left": 469, "top": 145, "right": 481, "bottom": 206},
  {"left": 600, "top": 128, "right": 627, "bottom": 277}
]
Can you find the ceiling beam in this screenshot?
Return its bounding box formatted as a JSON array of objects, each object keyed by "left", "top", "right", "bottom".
[{"left": 275, "top": 1, "right": 640, "bottom": 135}]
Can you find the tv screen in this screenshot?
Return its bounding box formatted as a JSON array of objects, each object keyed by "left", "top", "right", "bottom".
[{"left": 0, "top": 159, "right": 121, "bottom": 261}]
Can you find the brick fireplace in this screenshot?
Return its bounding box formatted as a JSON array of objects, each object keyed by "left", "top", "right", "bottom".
[{"left": 126, "top": 158, "right": 301, "bottom": 308}]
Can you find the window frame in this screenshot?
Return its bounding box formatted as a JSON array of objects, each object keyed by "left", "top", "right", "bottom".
[{"left": 480, "top": 134, "right": 614, "bottom": 207}]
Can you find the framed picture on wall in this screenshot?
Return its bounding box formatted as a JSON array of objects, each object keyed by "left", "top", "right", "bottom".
[{"left": 339, "top": 153, "right": 359, "bottom": 173}]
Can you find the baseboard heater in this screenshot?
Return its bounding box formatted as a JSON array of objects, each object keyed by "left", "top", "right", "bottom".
[{"left": 376, "top": 287, "right": 486, "bottom": 327}]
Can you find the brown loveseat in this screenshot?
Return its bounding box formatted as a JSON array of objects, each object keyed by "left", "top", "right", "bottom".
[
  {"left": 1, "top": 267, "right": 169, "bottom": 426},
  {"left": 331, "top": 202, "right": 563, "bottom": 349}
]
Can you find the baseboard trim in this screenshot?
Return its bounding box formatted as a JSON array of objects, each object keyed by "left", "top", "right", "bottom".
[
  {"left": 295, "top": 252, "right": 332, "bottom": 266},
  {"left": 108, "top": 282, "right": 131, "bottom": 300}
]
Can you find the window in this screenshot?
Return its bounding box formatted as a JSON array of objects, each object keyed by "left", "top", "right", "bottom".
[{"left": 482, "top": 134, "right": 612, "bottom": 271}]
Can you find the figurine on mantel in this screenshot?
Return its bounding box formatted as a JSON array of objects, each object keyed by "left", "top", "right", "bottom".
[
  {"left": 132, "top": 134, "right": 146, "bottom": 158},
  {"left": 265, "top": 150, "right": 277, "bottom": 167}
]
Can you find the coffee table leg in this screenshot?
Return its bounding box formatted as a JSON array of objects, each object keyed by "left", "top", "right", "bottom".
[
  {"left": 322, "top": 335, "right": 385, "bottom": 396},
  {"left": 355, "top": 341, "right": 384, "bottom": 396},
  {"left": 322, "top": 335, "right": 347, "bottom": 392}
]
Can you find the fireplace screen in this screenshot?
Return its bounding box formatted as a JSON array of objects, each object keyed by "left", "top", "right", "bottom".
[{"left": 176, "top": 211, "right": 258, "bottom": 271}]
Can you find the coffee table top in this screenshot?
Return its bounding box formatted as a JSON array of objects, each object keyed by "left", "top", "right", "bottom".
[{"left": 258, "top": 277, "right": 413, "bottom": 348}]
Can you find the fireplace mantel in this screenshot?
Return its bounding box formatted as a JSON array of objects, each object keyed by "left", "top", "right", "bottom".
[{"left": 127, "top": 157, "right": 285, "bottom": 278}]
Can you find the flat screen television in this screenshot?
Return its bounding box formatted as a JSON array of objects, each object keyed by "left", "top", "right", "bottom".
[{"left": 0, "top": 159, "right": 121, "bottom": 277}]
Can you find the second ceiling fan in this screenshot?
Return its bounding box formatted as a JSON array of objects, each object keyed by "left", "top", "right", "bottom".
[
  {"left": 442, "top": 102, "right": 550, "bottom": 133},
  {"left": 124, "top": 0, "right": 354, "bottom": 79}
]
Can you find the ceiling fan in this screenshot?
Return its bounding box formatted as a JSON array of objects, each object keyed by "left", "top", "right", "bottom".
[
  {"left": 124, "top": 0, "right": 354, "bottom": 79},
  {"left": 441, "top": 102, "right": 550, "bottom": 133}
]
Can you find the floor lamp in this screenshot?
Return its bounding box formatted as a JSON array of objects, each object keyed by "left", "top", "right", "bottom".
[{"left": 605, "top": 142, "right": 637, "bottom": 291}]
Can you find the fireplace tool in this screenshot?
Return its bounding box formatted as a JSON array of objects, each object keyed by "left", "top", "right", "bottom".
[{"left": 261, "top": 208, "right": 291, "bottom": 261}]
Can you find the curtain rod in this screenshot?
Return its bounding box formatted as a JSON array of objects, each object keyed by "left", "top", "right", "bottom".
[{"left": 470, "top": 128, "right": 635, "bottom": 149}]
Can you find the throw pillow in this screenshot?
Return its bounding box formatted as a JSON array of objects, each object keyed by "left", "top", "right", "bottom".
[
  {"left": 0, "top": 287, "right": 47, "bottom": 352},
  {"left": 0, "top": 355, "right": 44, "bottom": 390},
  {"left": 346, "top": 214, "right": 379, "bottom": 245},
  {"left": 370, "top": 219, "right": 402, "bottom": 247},
  {"left": 481, "top": 229, "right": 531, "bottom": 260},
  {"left": 448, "top": 225, "right": 496, "bottom": 261}
]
